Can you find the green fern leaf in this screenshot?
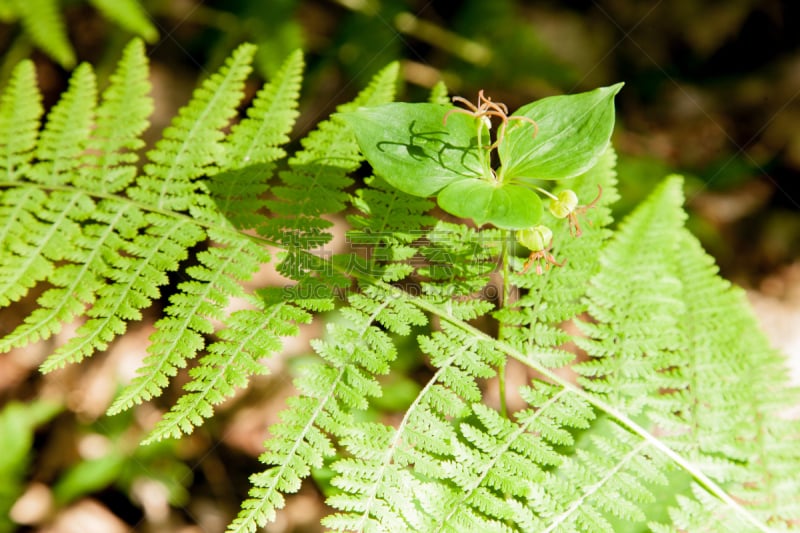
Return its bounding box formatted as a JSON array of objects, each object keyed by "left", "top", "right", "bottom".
[
  {"left": 230, "top": 286, "right": 423, "bottom": 533},
  {"left": 346, "top": 176, "right": 436, "bottom": 283},
  {"left": 0, "top": 191, "right": 119, "bottom": 353},
  {"left": 11, "top": 0, "right": 75, "bottom": 67},
  {"left": 87, "top": 0, "right": 158, "bottom": 42},
  {"left": 573, "top": 175, "right": 781, "bottom": 530},
  {"left": 1, "top": 43, "right": 795, "bottom": 532},
  {"left": 417, "top": 222, "right": 501, "bottom": 320},
  {"left": 39, "top": 213, "right": 205, "bottom": 371},
  {"left": 108, "top": 227, "right": 270, "bottom": 413},
  {"left": 80, "top": 38, "right": 152, "bottom": 193},
  {"left": 659, "top": 228, "right": 800, "bottom": 526},
  {"left": 0, "top": 61, "right": 46, "bottom": 306},
  {"left": 322, "top": 321, "right": 505, "bottom": 531},
  {"left": 1, "top": 48, "right": 157, "bottom": 360},
  {"left": 224, "top": 49, "right": 303, "bottom": 167},
  {"left": 211, "top": 49, "right": 304, "bottom": 229},
  {"left": 0, "top": 59, "right": 42, "bottom": 182},
  {"left": 31, "top": 64, "right": 97, "bottom": 185},
  {"left": 575, "top": 176, "right": 687, "bottom": 415},
  {"left": 128, "top": 43, "right": 256, "bottom": 213},
  {"left": 144, "top": 300, "right": 312, "bottom": 443},
  {"left": 108, "top": 47, "right": 311, "bottom": 418},
  {"left": 0, "top": 188, "right": 93, "bottom": 314}
]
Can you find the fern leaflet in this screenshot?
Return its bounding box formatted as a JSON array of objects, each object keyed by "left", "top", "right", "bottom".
[
  {"left": 10, "top": 0, "right": 74, "bottom": 67},
  {"left": 87, "top": 0, "right": 158, "bottom": 43}
]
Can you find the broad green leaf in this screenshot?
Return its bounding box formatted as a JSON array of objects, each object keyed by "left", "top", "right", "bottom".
[
  {"left": 341, "top": 103, "right": 487, "bottom": 197},
  {"left": 437, "top": 179, "right": 543, "bottom": 229},
  {"left": 498, "top": 83, "right": 623, "bottom": 182}
]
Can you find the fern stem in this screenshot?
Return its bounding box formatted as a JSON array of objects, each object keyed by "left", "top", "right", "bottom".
[{"left": 496, "top": 229, "right": 513, "bottom": 418}]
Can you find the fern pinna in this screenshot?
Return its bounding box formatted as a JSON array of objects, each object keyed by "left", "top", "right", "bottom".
[{"left": 1, "top": 40, "right": 798, "bottom": 532}]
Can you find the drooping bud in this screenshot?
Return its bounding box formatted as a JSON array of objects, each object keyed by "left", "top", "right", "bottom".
[
  {"left": 516, "top": 225, "right": 552, "bottom": 252},
  {"left": 548, "top": 189, "right": 579, "bottom": 219}
]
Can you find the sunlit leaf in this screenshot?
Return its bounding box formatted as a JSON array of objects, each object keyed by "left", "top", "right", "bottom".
[
  {"left": 437, "top": 178, "right": 542, "bottom": 229},
  {"left": 499, "top": 83, "right": 623, "bottom": 182},
  {"left": 341, "top": 103, "right": 487, "bottom": 197}
]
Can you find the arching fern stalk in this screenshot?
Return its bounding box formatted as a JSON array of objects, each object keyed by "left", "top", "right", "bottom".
[{"left": 1, "top": 39, "right": 799, "bottom": 532}]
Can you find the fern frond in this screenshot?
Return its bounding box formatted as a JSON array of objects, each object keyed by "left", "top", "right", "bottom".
[
  {"left": 429, "top": 81, "right": 449, "bottom": 105},
  {"left": 661, "top": 228, "right": 800, "bottom": 526},
  {"left": 144, "top": 300, "right": 312, "bottom": 443},
  {"left": 655, "top": 482, "right": 763, "bottom": 532},
  {"left": 0, "top": 61, "right": 45, "bottom": 304},
  {"left": 417, "top": 222, "right": 501, "bottom": 320},
  {"left": 0, "top": 188, "right": 92, "bottom": 313},
  {"left": 572, "top": 175, "right": 785, "bottom": 530},
  {"left": 11, "top": 0, "right": 74, "bottom": 67},
  {"left": 224, "top": 49, "right": 303, "bottom": 167},
  {"left": 574, "top": 176, "right": 687, "bottom": 415},
  {"left": 39, "top": 213, "right": 206, "bottom": 371},
  {"left": 0, "top": 59, "right": 42, "bottom": 182},
  {"left": 433, "top": 402, "right": 665, "bottom": 532},
  {"left": 1, "top": 44, "right": 155, "bottom": 360},
  {"left": 321, "top": 321, "right": 505, "bottom": 532},
  {"left": 1, "top": 41, "right": 795, "bottom": 533},
  {"left": 260, "top": 61, "right": 399, "bottom": 251},
  {"left": 108, "top": 227, "right": 270, "bottom": 413},
  {"left": 87, "top": 0, "right": 158, "bottom": 42},
  {"left": 211, "top": 49, "right": 304, "bottom": 229},
  {"left": 128, "top": 43, "right": 256, "bottom": 213},
  {"left": 229, "top": 286, "right": 425, "bottom": 533},
  {"left": 30, "top": 64, "right": 97, "bottom": 185},
  {"left": 80, "top": 38, "right": 152, "bottom": 193}
]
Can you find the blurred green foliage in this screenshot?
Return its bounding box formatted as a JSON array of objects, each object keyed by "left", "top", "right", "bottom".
[{"left": 0, "top": 400, "right": 61, "bottom": 533}]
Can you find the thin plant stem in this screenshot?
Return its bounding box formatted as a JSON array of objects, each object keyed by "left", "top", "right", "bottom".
[{"left": 497, "top": 229, "right": 511, "bottom": 418}]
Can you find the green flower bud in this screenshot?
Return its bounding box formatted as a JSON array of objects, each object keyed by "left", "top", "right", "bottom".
[
  {"left": 516, "top": 225, "right": 552, "bottom": 252},
  {"left": 549, "top": 189, "right": 579, "bottom": 219}
]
